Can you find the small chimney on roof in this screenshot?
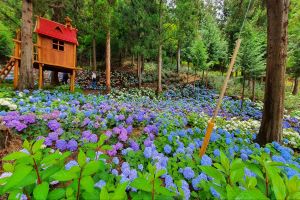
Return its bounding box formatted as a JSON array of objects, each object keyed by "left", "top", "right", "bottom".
[{"left": 65, "top": 16, "right": 72, "bottom": 28}]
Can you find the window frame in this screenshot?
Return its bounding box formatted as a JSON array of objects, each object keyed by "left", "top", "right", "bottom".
[{"left": 52, "top": 39, "right": 64, "bottom": 51}]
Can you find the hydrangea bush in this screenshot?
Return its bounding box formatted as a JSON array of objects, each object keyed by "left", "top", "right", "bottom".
[{"left": 0, "top": 85, "right": 299, "bottom": 199}]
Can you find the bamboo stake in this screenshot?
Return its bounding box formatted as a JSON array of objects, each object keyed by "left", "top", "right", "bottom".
[{"left": 199, "top": 39, "right": 241, "bottom": 157}]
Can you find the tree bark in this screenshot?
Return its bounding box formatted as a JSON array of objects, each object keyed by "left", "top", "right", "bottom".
[
  {"left": 187, "top": 62, "right": 190, "bottom": 84},
  {"left": 141, "top": 55, "right": 145, "bottom": 74},
  {"left": 252, "top": 78, "right": 256, "bottom": 101},
  {"left": 201, "top": 70, "right": 205, "bottom": 83},
  {"left": 105, "top": 29, "right": 111, "bottom": 92},
  {"left": 137, "top": 54, "right": 142, "bottom": 88},
  {"left": 157, "top": 0, "right": 163, "bottom": 93},
  {"left": 257, "top": 0, "right": 289, "bottom": 145},
  {"left": 292, "top": 77, "right": 298, "bottom": 95},
  {"left": 176, "top": 42, "right": 181, "bottom": 73},
  {"left": 92, "top": 38, "right": 97, "bottom": 71},
  {"left": 132, "top": 54, "right": 135, "bottom": 66},
  {"left": 18, "top": 0, "right": 34, "bottom": 90},
  {"left": 241, "top": 74, "right": 246, "bottom": 109},
  {"left": 205, "top": 70, "right": 209, "bottom": 88},
  {"left": 157, "top": 45, "right": 162, "bottom": 93}
]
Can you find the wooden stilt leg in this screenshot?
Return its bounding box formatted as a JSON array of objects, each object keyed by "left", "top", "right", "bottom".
[
  {"left": 38, "top": 64, "right": 43, "bottom": 90},
  {"left": 13, "top": 60, "right": 19, "bottom": 89},
  {"left": 70, "top": 70, "right": 75, "bottom": 92}
]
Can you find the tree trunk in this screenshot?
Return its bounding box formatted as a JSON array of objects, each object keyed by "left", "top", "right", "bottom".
[
  {"left": 193, "top": 69, "right": 196, "bottom": 90},
  {"left": 205, "top": 70, "right": 209, "bottom": 88},
  {"left": 157, "top": 0, "right": 163, "bottom": 93},
  {"left": 18, "top": 0, "right": 34, "bottom": 90},
  {"left": 141, "top": 55, "right": 145, "bottom": 74},
  {"left": 292, "top": 77, "right": 299, "bottom": 95},
  {"left": 105, "top": 29, "right": 111, "bottom": 92},
  {"left": 176, "top": 42, "right": 181, "bottom": 73},
  {"left": 252, "top": 78, "right": 256, "bottom": 101},
  {"left": 201, "top": 70, "right": 205, "bottom": 83},
  {"left": 241, "top": 74, "right": 246, "bottom": 109},
  {"left": 257, "top": 0, "right": 289, "bottom": 145},
  {"left": 92, "top": 38, "right": 97, "bottom": 71},
  {"left": 157, "top": 45, "right": 162, "bottom": 93},
  {"left": 132, "top": 54, "right": 135, "bottom": 66},
  {"left": 187, "top": 62, "right": 190, "bottom": 84},
  {"left": 137, "top": 54, "right": 142, "bottom": 88},
  {"left": 89, "top": 48, "right": 92, "bottom": 67}
]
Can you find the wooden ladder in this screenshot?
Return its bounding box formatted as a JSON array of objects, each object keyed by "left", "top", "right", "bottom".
[{"left": 0, "top": 58, "right": 15, "bottom": 83}]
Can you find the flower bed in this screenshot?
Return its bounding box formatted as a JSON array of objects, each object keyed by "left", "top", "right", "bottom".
[{"left": 0, "top": 85, "right": 299, "bottom": 199}]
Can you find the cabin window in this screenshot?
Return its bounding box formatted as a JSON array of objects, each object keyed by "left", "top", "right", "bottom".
[{"left": 52, "top": 39, "right": 64, "bottom": 51}]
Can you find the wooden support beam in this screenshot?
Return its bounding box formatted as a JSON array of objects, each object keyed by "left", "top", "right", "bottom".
[
  {"left": 38, "top": 64, "right": 43, "bottom": 89},
  {"left": 70, "top": 69, "right": 75, "bottom": 92},
  {"left": 13, "top": 60, "right": 19, "bottom": 89}
]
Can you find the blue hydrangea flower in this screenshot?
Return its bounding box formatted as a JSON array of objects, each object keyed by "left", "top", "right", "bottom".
[
  {"left": 95, "top": 180, "right": 106, "bottom": 189},
  {"left": 272, "top": 155, "right": 286, "bottom": 164},
  {"left": 225, "top": 138, "right": 231, "bottom": 145},
  {"left": 213, "top": 149, "right": 220, "bottom": 157},
  {"left": 241, "top": 153, "right": 248, "bottom": 161},
  {"left": 112, "top": 157, "right": 119, "bottom": 165},
  {"left": 129, "top": 169, "right": 137, "bottom": 181},
  {"left": 201, "top": 155, "right": 212, "bottom": 166},
  {"left": 181, "top": 180, "right": 190, "bottom": 200},
  {"left": 144, "top": 147, "right": 152, "bottom": 158},
  {"left": 138, "top": 164, "right": 143, "bottom": 171},
  {"left": 164, "top": 144, "right": 172, "bottom": 154},
  {"left": 182, "top": 167, "right": 195, "bottom": 180},
  {"left": 111, "top": 169, "right": 118, "bottom": 176},
  {"left": 210, "top": 187, "right": 220, "bottom": 198},
  {"left": 65, "top": 160, "right": 79, "bottom": 170},
  {"left": 244, "top": 168, "right": 256, "bottom": 177}
]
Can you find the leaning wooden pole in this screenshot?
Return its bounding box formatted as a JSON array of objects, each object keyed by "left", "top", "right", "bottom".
[{"left": 199, "top": 39, "right": 241, "bottom": 157}]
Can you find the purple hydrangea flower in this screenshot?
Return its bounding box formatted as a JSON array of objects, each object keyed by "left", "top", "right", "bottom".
[
  {"left": 67, "top": 139, "right": 78, "bottom": 151},
  {"left": 130, "top": 140, "right": 140, "bottom": 151},
  {"left": 89, "top": 134, "right": 98, "bottom": 143},
  {"left": 105, "top": 130, "right": 112, "bottom": 138},
  {"left": 47, "top": 120, "right": 61, "bottom": 131},
  {"left": 56, "top": 139, "right": 67, "bottom": 151},
  {"left": 48, "top": 132, "right": 59, "bottom": 141},
  {"left": 126, "top": 116, "right": 134, "bottom": 125},
  {"left": 44, "top": 137, "right": 52, "bottom": 146}
]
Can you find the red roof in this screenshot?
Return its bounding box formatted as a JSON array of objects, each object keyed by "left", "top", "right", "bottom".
[{"left": 35, "top": 17, "right": 78, "bottom": 45}]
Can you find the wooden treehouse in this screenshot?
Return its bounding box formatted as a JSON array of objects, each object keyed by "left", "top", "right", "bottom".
[{"left": 0, "top": 16, "right": 79, "bottom": 92}]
